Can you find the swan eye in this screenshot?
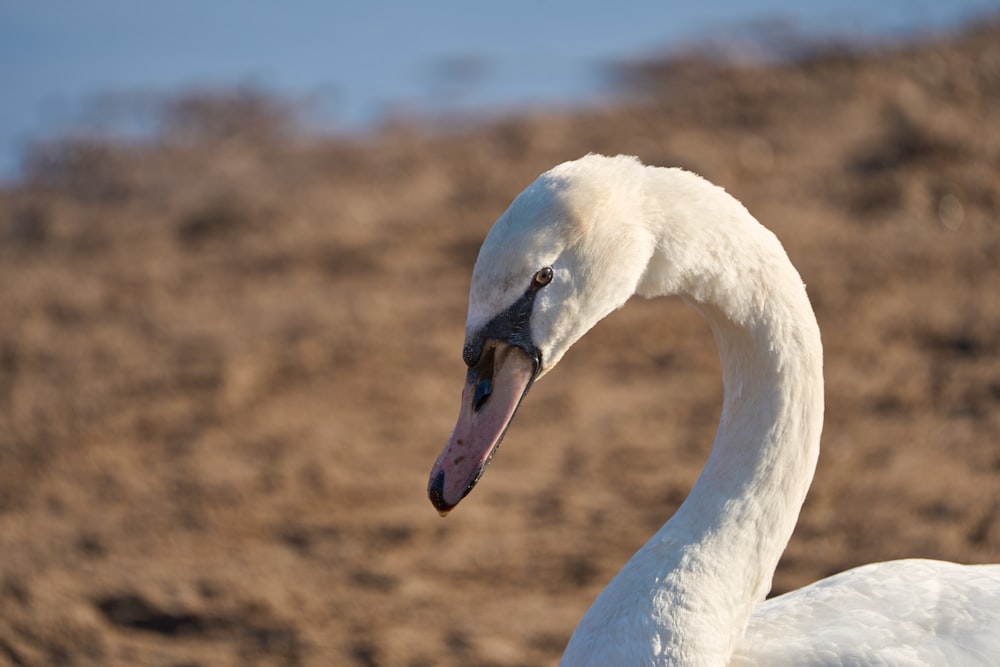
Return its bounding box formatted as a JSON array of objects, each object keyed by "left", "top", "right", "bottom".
[{"left": 532, "top": 267, "right": 554, "bottom": 288}]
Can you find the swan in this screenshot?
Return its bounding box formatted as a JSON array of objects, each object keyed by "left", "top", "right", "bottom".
[{"left": 426, "top": 154, "right": 1000, "bottom": 666}]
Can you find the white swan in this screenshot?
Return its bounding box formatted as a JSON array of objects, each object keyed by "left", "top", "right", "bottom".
[{"left": 427, "top": 154, "right": 1000, "bottom": 666}]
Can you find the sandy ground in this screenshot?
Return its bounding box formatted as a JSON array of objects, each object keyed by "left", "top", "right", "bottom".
[{"left": 1, "top": 20, "right": 999, "bottom": 667}]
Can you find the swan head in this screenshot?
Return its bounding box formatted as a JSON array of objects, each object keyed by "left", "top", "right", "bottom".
[{"left": 429, "top": 155, "right": 656, "bottom": 514}]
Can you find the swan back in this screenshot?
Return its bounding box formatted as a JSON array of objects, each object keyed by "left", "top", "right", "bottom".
[{"left": 732, "top": 560, "right": 1000, "bottom": 666}]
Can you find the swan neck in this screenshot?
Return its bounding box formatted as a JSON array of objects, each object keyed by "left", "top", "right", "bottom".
[
  {"left": 658, "top": 240, "right": 824, "bottom": 662},
  {"left": 565, "top": 170, "right": 825, "bottom": 666},
  {"left": 656, "top": 294, "right": 823, "bottom": 663}
]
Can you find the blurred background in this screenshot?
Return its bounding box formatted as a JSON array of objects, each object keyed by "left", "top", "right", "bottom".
[
  {"left": 1, "top": 2, "right": 999, "bottom": 665},
  {"left": 4, "top": 0, "right": 1000, "bottom": 181}
]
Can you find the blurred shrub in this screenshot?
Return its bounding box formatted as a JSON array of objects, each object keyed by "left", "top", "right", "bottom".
[{"left": 17, "top": 87, "right": 302, "bottom": 198}]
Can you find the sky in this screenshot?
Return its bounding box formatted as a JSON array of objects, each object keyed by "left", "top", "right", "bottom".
[{"left": 1, "top": 0, "right": 999, "bottom": 181}]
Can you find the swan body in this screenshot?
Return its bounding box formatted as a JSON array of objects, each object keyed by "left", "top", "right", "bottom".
[{"left": 427, "top": 154, "right": 1000, "bottom": 666}]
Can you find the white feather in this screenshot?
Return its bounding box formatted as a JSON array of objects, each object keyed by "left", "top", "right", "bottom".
[{"left": 461, "top": 154, "right": 1000, "bottom": 666}]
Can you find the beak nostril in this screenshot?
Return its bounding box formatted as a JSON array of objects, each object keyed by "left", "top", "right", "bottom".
[
  {"left": 468, "top": 341, "right": 497, "bottom": 412},
  {"left": 473, "top": 379, "right": 492, "bottom": 411}
]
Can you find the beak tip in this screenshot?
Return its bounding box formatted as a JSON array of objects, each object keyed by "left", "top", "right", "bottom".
[{"left": 428, "top": 469, "right": 457, "bottom": 515}]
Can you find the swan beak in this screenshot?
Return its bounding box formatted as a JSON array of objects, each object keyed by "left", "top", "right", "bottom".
[{"left": 428, "top": 340, "right": 537, "bottom": 515}]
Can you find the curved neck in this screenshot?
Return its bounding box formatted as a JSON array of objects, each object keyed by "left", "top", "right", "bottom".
[
  {"left": 562, "top": 171, "right": 825, "bottom": 666},
  {"left": 658, "top": 293, "right": 824, "bottom": 662}
]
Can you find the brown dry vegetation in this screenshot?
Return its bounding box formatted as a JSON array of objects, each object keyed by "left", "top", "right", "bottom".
[{"left": 1, "top": 20, "right": 1000, "bottom": 667}]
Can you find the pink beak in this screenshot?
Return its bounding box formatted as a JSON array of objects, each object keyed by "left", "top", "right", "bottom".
[{"left": 428, "top": 340, "right": 537, "bottom": 515}]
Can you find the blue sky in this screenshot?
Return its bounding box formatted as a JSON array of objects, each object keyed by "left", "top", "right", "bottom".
[{"left": 1, "top": 0, "right": 998, "bottom": 180}]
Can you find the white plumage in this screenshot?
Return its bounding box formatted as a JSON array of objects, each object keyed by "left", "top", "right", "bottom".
[
  {"left": 733, "top": 560, "right": 1000, "bottom": 665},
  {"left": 428, "top": 154, "right": 1000, "bottom": 666}
]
